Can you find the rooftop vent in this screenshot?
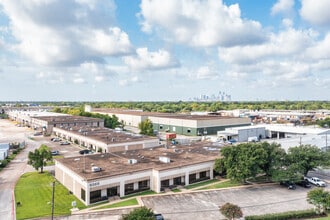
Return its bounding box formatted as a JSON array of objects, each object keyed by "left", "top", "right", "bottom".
[
  {"left": 128, "top": 159, "right": 138, "bottom": 164},
  {"left": 159, "top": 156, "right": 170, "bottom": 163},
  {"left": 91, "top": 166, "right": 102, "bottom": 172}
]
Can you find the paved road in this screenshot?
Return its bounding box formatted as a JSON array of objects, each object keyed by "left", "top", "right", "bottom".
[{"left": 0, "top": 119, "right": 38, "bottom": 220}]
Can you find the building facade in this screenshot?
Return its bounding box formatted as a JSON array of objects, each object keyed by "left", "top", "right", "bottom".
[{"left": 55, "top": 143, "right": 219, "bottom": 205}]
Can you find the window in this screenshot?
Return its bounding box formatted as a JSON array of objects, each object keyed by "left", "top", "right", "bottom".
[
  {"left": 90, "top": 190, "right": 101, "bottom": 203},
  {"left": 161, "top": 179, "right": 170, "bottom": 188},
  {"left": 160, "top": 125, "right": 163, "bottom": 129},
  {"left": 189, "top": 173, "right": 197, "bottom": 184},
  {"left": 187, "top": 129, "right": 191, "bottom": 133},
  {"left": 200, "top": 171, "right": 207, "bottom": 179},
  {"left": 81, "top": 189, "right": 86, "bottom": 201},
  {"left": 125, "top": 183, "right": 134, "bottom": 195},
  {"left": 173, "top": 177, "right": 182, "bottom": 185},
  {"left": 138, "top": 180, "right": 149, "bottom": 189},
  {"left": 107, "top": 187, "right": 118, "bottom": 197}
]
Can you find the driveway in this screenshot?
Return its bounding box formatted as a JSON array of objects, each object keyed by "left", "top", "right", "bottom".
[
  {"left": 0, "top": 119, "right": 39, "bottom": 220},
  {"left": 141, "top": 185, "right": 315, "bottom": 220}
]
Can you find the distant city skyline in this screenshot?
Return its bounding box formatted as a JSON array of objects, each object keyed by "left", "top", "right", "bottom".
[{"left": 0, "top": 0, "right": 329, "bottom": 101}]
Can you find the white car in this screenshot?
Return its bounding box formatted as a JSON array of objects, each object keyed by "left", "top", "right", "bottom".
[{"left": 304, "top": 177, "right": 327, "bottom": 187}]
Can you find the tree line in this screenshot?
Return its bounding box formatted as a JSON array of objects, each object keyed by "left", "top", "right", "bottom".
[
  {"left": 215, "top": 142, "right": 330, "bottom": 183},
  {"left": 52, "top": 107, "right": 123, "bottom": 129},
  {"left": 6, "top": 100, "right": 330, "bottom": 113}
]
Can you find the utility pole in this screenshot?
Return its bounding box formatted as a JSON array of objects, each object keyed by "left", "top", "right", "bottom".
[{"left": 51, "top": 181, "right": 55, "bottom": 220}]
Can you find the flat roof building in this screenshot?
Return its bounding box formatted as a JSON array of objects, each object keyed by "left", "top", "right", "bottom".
[
  {"left": 55, "top": 142, "right": 220, "bottom": 205},
  {"left": 149, "top": 114, "right": 251, "bottom": 136},
  {"left": 88, "top": 107, "right": 172, "bottom": 127},
  {"left": 7, "top": 110, "right": 104, "bottom": 135},
  {"left": 53, "top": 126, "right": 160, "bottom": 153},
  {"left": 88, "top": 106, "right": 251, "bottom": 136}
]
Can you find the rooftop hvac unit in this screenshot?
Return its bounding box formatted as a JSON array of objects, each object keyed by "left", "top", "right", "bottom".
[
  {"left": 128, "top": 159, "right": 138, "bottom": 164},
  {"left": 159, "top": 156, "right": 171, "bottom": 163},
  {"left": 91, "top": 166, "right": 102, "bottom": 172}
]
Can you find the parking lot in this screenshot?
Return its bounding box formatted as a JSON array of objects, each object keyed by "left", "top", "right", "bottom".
[
  {"left": 33, "top": 135, "right": 84, "bottom": 158},
  {"left": 141, "top": 184, "right": 317, "bottom": 220}
]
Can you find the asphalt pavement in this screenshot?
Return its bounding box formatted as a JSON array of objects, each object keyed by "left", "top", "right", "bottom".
[{"left": 0, "top": 119, "right": 38, "bottom": 220}]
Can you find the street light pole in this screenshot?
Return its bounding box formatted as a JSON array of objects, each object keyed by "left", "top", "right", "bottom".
[{"left": 51, "top": 181, "right": 55, "bottom": 220}]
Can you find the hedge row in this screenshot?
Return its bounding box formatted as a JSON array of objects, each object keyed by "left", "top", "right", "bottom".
[
  {"left": 0, "top": 147, "right": 24, "bottom": 169},
  {"left": 245, "top": 209, "right": 325, "bottom": 220}
]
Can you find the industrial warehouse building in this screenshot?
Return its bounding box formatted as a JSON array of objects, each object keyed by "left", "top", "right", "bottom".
[
  {"left": 55, "top": 142, "right": 219, "bottom": 205},
  {"left": 7, "top": 110, "right": 104, "bottom": 135},
  {"left": 217, "top": 124, "right": 330, "bottom": 143},
  {"left": 87, "top": 106, "right": 171, "bottom": 127},
  {"left": 149, "top": 114, "right": 251, "bottom": 136},
  {"left": 87, "top": 106, "right": 251, "bottom": 136},
  {"left": 53, "top": 126, "right": 160, "bottom": 153}
]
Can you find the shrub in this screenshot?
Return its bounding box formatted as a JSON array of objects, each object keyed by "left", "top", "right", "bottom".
[
  {"left": 0, "top": 160, "right": 8, "bottom": 168},
  {"left": 245, "top": 209, "right": 323, "bottom": 220}
]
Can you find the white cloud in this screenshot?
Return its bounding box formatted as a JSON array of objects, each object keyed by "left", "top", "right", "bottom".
[
  {"left": 300, "top": 0, "right": 330, "bottom": 27},
  {"left": 80, "top": 27, "right": 132, "bottom": 56},
  {"left": 1, "top": 0, "right": 132, "bottom": 66},
  {"left": 218, "top": 27, "right": 316, "bottom": 64},
  {"left": 72, "top": 74, "right": 86, "bottom": 84},
  {"left": 225, "top": 71, "right": 247, "bottom": 80},
  {"left": 80, "top": 62, "right": 116, "bottom": 82},
  {"left": 217, "top": 24, "right": 330, "bottom": 88},
  {"left": 305, "top": 33, "right": 330, "bottom": 60},
  {"left": 195, "top": 66, "right": 217, "bottom": 80},
  {"left": 271, "top": 0, "right": 294, "bottom": 16},
  {"left": 123, "top": 47, "right": 179, "bottom": 71},
  {"left": 35, "top": 71, "right": 64, "bottom": 84},
  {"left": 139, "top": 0, "right": 265, "bottom": 47},
  {"left": 119, "top": 76, "right": 139, "bottom": 86}
]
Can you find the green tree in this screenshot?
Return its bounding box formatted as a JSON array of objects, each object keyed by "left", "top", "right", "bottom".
[
  {"left": 214, "top": 158, "right": 226, "bottom": 176},
  {"left": 307, "top": 188, "right": 330, "bottom": 214},
  {"left": 219, "top": 202, "right": 243, "bottom": 220},
  {"left": 121, "top": 206, "right": 154, "bottom": 220},
  {"left": 219, "top": 143, "right": 267, "bottom": 182},
  {"left": 138, "top": 119, "right": 154, "bottom": 136},
  {"left": 259, "top": 142, "right": 287, "bottom": 179},
  {"left": 28, "top": 144, "right": 52, "bottom": 173},
  {"left": 287, "top": 145, "right": 327, "bottom": 176}
]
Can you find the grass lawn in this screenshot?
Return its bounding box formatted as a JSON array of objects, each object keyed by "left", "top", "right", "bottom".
[
  {"left": 15, "top": 172, "right": 86, "bottom": 220},
  {"left": 184, "top": 179, "right": 219, "bottom": 189},
  {"left": 198, "top": 180, "right": 241, "bottom": 190},
  {"left": 171, "top": 188, "right": 181, "bottom": 192},
  {"left": 93, "top": 198, "right": 138, "bottom": 210}
]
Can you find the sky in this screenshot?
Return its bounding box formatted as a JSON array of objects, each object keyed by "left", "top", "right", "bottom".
[{"left": 0, "top": 0, "right": 329, "bottom": 102}]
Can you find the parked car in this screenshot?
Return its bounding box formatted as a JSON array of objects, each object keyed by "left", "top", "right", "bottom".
[
  {"left": 33, "top": 132, "right": 43, "bottom": 136},
  {"left": 79, "top": 149, "right": 90, "bottom": 155},
  {"left": 304, "top": 176, "right": 326, "bottom": 187},
  {"left": 280, "top": 181, "right": 296, "bottom": 190},
  {"left": 51, "top": 138, "right": 61, "bottom": 142},
  {"left": 154, "top": 214, "right": 164, "bottom": 220},
  {"left": 296, "top": 180, "right": 311, "bottom": 188},
  {"left": 60, "top": 141, "right": 70, "bottom": 145},
  {"left": 51, "top": 150, "right": 59, "bottom": 156}
]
